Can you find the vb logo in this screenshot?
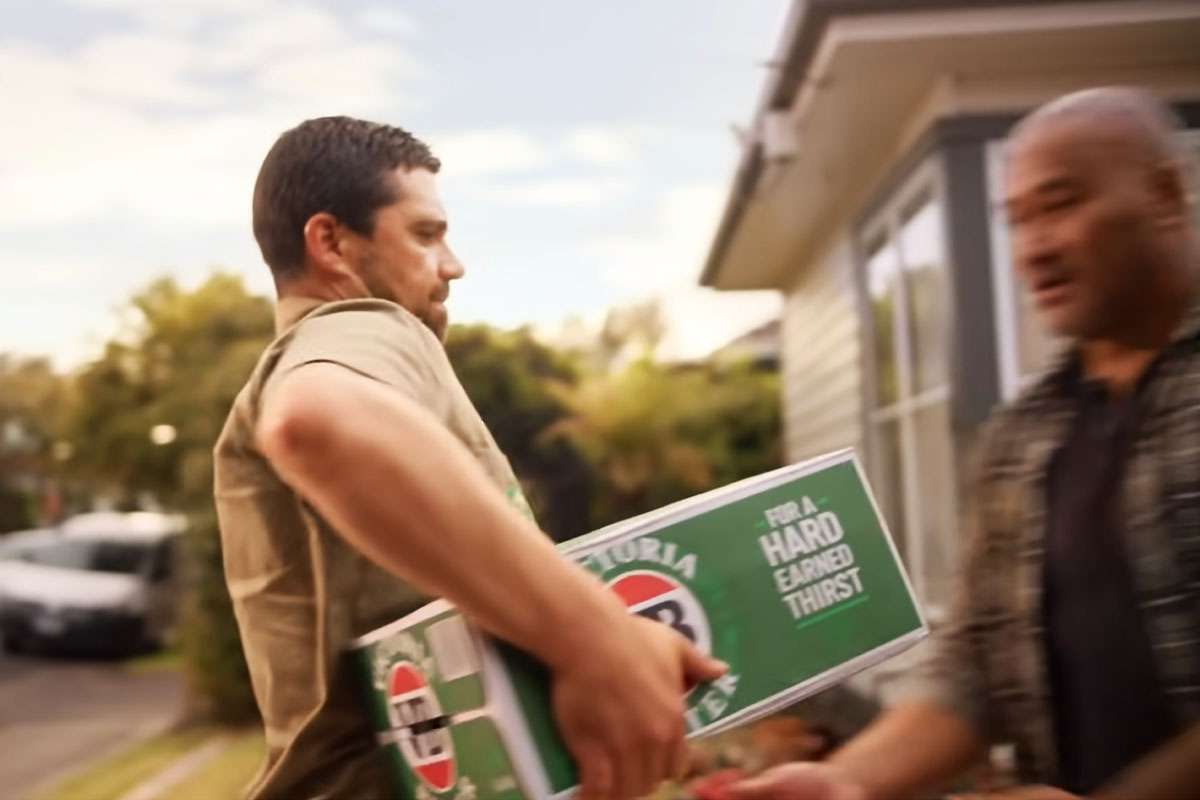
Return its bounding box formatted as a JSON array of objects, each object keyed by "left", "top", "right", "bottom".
[
  {"left": 608, "top": 570, "right": 712, "bottom": 656},
  {"left": 386, "top": 661, "right": 456, "bottom": 793}
]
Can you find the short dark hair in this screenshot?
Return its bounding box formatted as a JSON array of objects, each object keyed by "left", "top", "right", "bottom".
[{"left": 252, "top": 116, "right": 440, "bottom": 279}]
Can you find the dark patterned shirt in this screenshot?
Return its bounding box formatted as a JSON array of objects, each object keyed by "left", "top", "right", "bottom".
[{"left": 909, "top": 296, "right": 1200, "bottom": 782}]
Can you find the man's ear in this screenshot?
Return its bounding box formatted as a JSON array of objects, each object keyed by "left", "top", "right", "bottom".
[
  {"left": 302, "top": 212, "right": 352, "bottom": 278},
  {"left": 1148, "top": 159, "right": 1191, "bottom": 231}
]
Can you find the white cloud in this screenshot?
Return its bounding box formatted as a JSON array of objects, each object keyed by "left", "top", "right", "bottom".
[
  {"left": 0, "top": 250, "right": 126, "bottom": 367},
  {"left": 431, "top": 130, "right": 549, "bottom": 177},
  {"left": 0, "top": 103, "right": 286, "bottom": 229},
  {"left": 71, "top": 0, "right": 284, "bottom": 31},
  {"left": 484, "top": 177, "right": 631, "bottom": 207},
  {"left": 206, "top": 6, "right": 342, "bottom": 70},
  {"left": 204, "top": 6, "right": 424, "bottom": 104},
  {"left": 564, "top": 125, "right": 666, "bottom": 166},
  {"left": 0, "top": 255, "right": 90, "bottom": 293},
  {"left": 435, "top": 125, "right": 665, "bottom": 181},
  {"left": 531, "top": 287, "right": 780, "bottom": 365},
  {"left": 590, "top": 182, "right": 727, "bottom": 293},
  {"left": 657, "top": 288, "right": 781, "bottom": 361},
  {"left": 355, "top": 6, "right": 419, "bottom": 37},
  {"left": 254, "top": 49, "right": 418, "bottom": 111},
  {"left": 0, "top": 243, "right": 273, "bottom": 367},
  {"left": 74, "top": 0, "right": 275, "bottom": 13},
  {"left": 75, "top": 33, "right": 217, "bottom": 105},
  {"left": 566, "top": 128, "right": 638, "bottom": 166},
  {"left": 0, "top": 3, "right": 426, "bottom": 232},
  {"left": 583, "top": 182, "right": 781, "bottom": 359}
]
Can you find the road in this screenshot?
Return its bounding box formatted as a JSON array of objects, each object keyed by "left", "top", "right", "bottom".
[{"left": 0, "top": 649, "right": 184, "bottom": 800}]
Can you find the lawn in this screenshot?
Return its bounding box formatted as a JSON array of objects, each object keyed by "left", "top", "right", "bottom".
[
  {"left": 166, "top": 728, "right": 264, "bottom": 800},
  {"left": 34, "top": 727, "right": 215, "bottom": 800},
  {"left": 121, "top": 646, "right": 184, "bottom": 675}
]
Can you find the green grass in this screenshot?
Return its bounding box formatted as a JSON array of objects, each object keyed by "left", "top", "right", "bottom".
[
  {"left": 34, "top": 727, "right": 214, "bottom": 800},
  {"left": 34, "top": 725, "right": 264, "bottom": 800},
  {"left": 122, "top": 647, "right": 184, "bottom": 675},
  {"left": 167, "top": 728, "right": 264, "bottom": 800}
]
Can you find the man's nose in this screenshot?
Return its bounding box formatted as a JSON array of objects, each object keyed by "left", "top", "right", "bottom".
[
  {"left": 441, "top": 245, "right": 465, "bottom": 281},
  {"left": 1015, "top": 225, "right": 1061, "bottom": 273}
]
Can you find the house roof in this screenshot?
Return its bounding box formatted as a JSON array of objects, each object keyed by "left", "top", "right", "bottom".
[
  {"left": 701, "top": 0, "right": 1200, "bottom": 290},
  {"left": 765, "top": 1, "right": 1096, "bottom": 114}
]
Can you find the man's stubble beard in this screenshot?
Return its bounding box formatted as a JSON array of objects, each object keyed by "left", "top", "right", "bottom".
[{"left": 355, "top": 251, "right": 447, "bottom": 342}]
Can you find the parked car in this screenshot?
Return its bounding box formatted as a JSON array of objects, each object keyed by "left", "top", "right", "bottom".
[
  {"left": 0, "top": 528, "right": 60, "bottom": 560},
  {"left": 0, "top": 512, "right": 185, "bottom": 655}
]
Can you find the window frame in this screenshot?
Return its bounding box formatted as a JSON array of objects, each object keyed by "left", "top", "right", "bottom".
[
  {"left": 986, "top": 139, "right": 1025, "bottom": 402},
  {"left": 1185, "top": 130, "right": 1200, "bottom": 230},
  {"left": 857, "top": 157, "right": 958, "bottom": 619}
]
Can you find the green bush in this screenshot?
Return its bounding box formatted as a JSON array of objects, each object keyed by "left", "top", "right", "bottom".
[
  {"left": 0, "top": 484, "right": 34, "bottom": 532},
  {"left": 179, "top": 508, "right": 258, "bottom": 724}
]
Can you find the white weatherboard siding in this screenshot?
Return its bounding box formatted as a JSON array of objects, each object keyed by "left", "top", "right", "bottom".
[{"left": 781, "top": 236, "right": 863, "bottom": 464}]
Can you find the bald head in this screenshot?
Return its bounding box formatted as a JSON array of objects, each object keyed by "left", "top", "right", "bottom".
[
  {"left": 1004, "top": 87, "right": 1197, "bottom": 343},
  {"left": 1011, "top": 86, "right": 1190, "bottom": 173}
]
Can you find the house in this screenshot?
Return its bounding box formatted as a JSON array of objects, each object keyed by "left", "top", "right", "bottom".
[
  {"left": 701, "top": 0, "right": 1200, "bottom": 697},
  {"left": 712, "top": 318, "right": 782, "bottom": 369}
]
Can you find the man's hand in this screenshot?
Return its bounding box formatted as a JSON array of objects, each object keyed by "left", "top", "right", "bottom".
[
  {"left": 550, "top": 615, "right": 727, "bottom": 800},
  {"left": 718, "top": 762, "right": 866, "bottom": 800},
  {"left": 950, "top": 787, "right": 1079, "bottom": 800}
]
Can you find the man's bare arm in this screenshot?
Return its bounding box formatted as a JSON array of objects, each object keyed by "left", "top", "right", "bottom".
[
  {"left": 724, "top": 702, "right": 984, "bottom": 800},
  {"left": 258, "top": 362, "right": 626, "bottom": 660},
  {"left": 1098, "top": 723, "right": 1200, "bottom": 800},
  {"left": 258, "top": 362, "right": 727, "bottom": 799},
  {"left": 829, "top": 701, "right": 985, "bottom": 800}
]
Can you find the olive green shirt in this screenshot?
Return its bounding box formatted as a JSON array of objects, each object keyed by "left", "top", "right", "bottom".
[{"left": 214, "top": 297, "right": 528, "bottom": 799}]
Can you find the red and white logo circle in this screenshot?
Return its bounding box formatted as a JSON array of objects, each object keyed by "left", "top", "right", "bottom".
[
  {"left": 609, "top": 570, "right": 712, "bottom": 655},
  {"left": 386, "top": 661, "right": 456, "bottom": 793}
]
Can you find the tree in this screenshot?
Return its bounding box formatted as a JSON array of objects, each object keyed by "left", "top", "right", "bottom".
[
  {"left": 445, "top": 324, "right": 593, "bottom": 540},
  {"left": 595, "top": 300, "right": 666, "bottom": 369},
  {"left": 546, "top": 358, "right": 782, "bottom": 528},
  {"left": 64, "top": 273, "right": 274, "bottom": 722},
  {"left": 0, "top": 356, "right": 71, "bottom": 531},
  {"left": 65, "top": 274, "right": 273, "bottom": 509}
]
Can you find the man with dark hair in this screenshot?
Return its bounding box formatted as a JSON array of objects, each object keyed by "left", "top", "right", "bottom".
[
  {"left": 215, "top": 116, "right": 724, "bottom": 800},
  {"left": 251, "top": 117, "right": 444, "bottom": 284},
  {"left": 719, "top": 87, "right": 1200, "bottom": 800}
]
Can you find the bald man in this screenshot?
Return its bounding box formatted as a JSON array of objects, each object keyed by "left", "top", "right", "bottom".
[{"left": 716, "top": 88, "right": 1200, "bottom": 800}]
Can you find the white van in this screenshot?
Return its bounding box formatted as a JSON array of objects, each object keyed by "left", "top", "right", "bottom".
[{"left": 0, "top": 512, "right": 185, "bottom": 655}]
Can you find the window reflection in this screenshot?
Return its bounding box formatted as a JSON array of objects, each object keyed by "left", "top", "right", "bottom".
[
  {"left": 900, "top": 197, "right": 950, "bottom": 395},
  {"left": 866, "top": 235, "right": 901, "bottom": 406}
]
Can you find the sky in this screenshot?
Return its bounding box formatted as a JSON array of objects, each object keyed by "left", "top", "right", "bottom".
[{"left": 0, "top": 0, "right": 789, "bottom": 367}]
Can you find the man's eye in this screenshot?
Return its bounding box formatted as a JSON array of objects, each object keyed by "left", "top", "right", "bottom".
[{"left": 1043, "top": 195, "right": 1080, "bottom": 213}]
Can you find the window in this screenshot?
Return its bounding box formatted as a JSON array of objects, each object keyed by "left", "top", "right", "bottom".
[
  {"left": 988, "top": 129, "right": 1200, "bottom": 399},
  {"left": 859, "top": 165, "right": 959, "bottom": 618},
  {"left": 1187, "top": 131, "right": 1200, "bottom": 231},
  {"left": 986, "top": 140, "right": 1062, "bottom": 399}
]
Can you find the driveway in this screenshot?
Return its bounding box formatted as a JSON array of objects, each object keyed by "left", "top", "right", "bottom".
[{"left": 0, "top": 649, "right": 183, "bottom": 799}]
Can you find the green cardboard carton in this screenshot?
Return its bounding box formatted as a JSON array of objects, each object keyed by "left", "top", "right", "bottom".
[{"left": 351, "top": 448, "right": 927, "bottom": 799}]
